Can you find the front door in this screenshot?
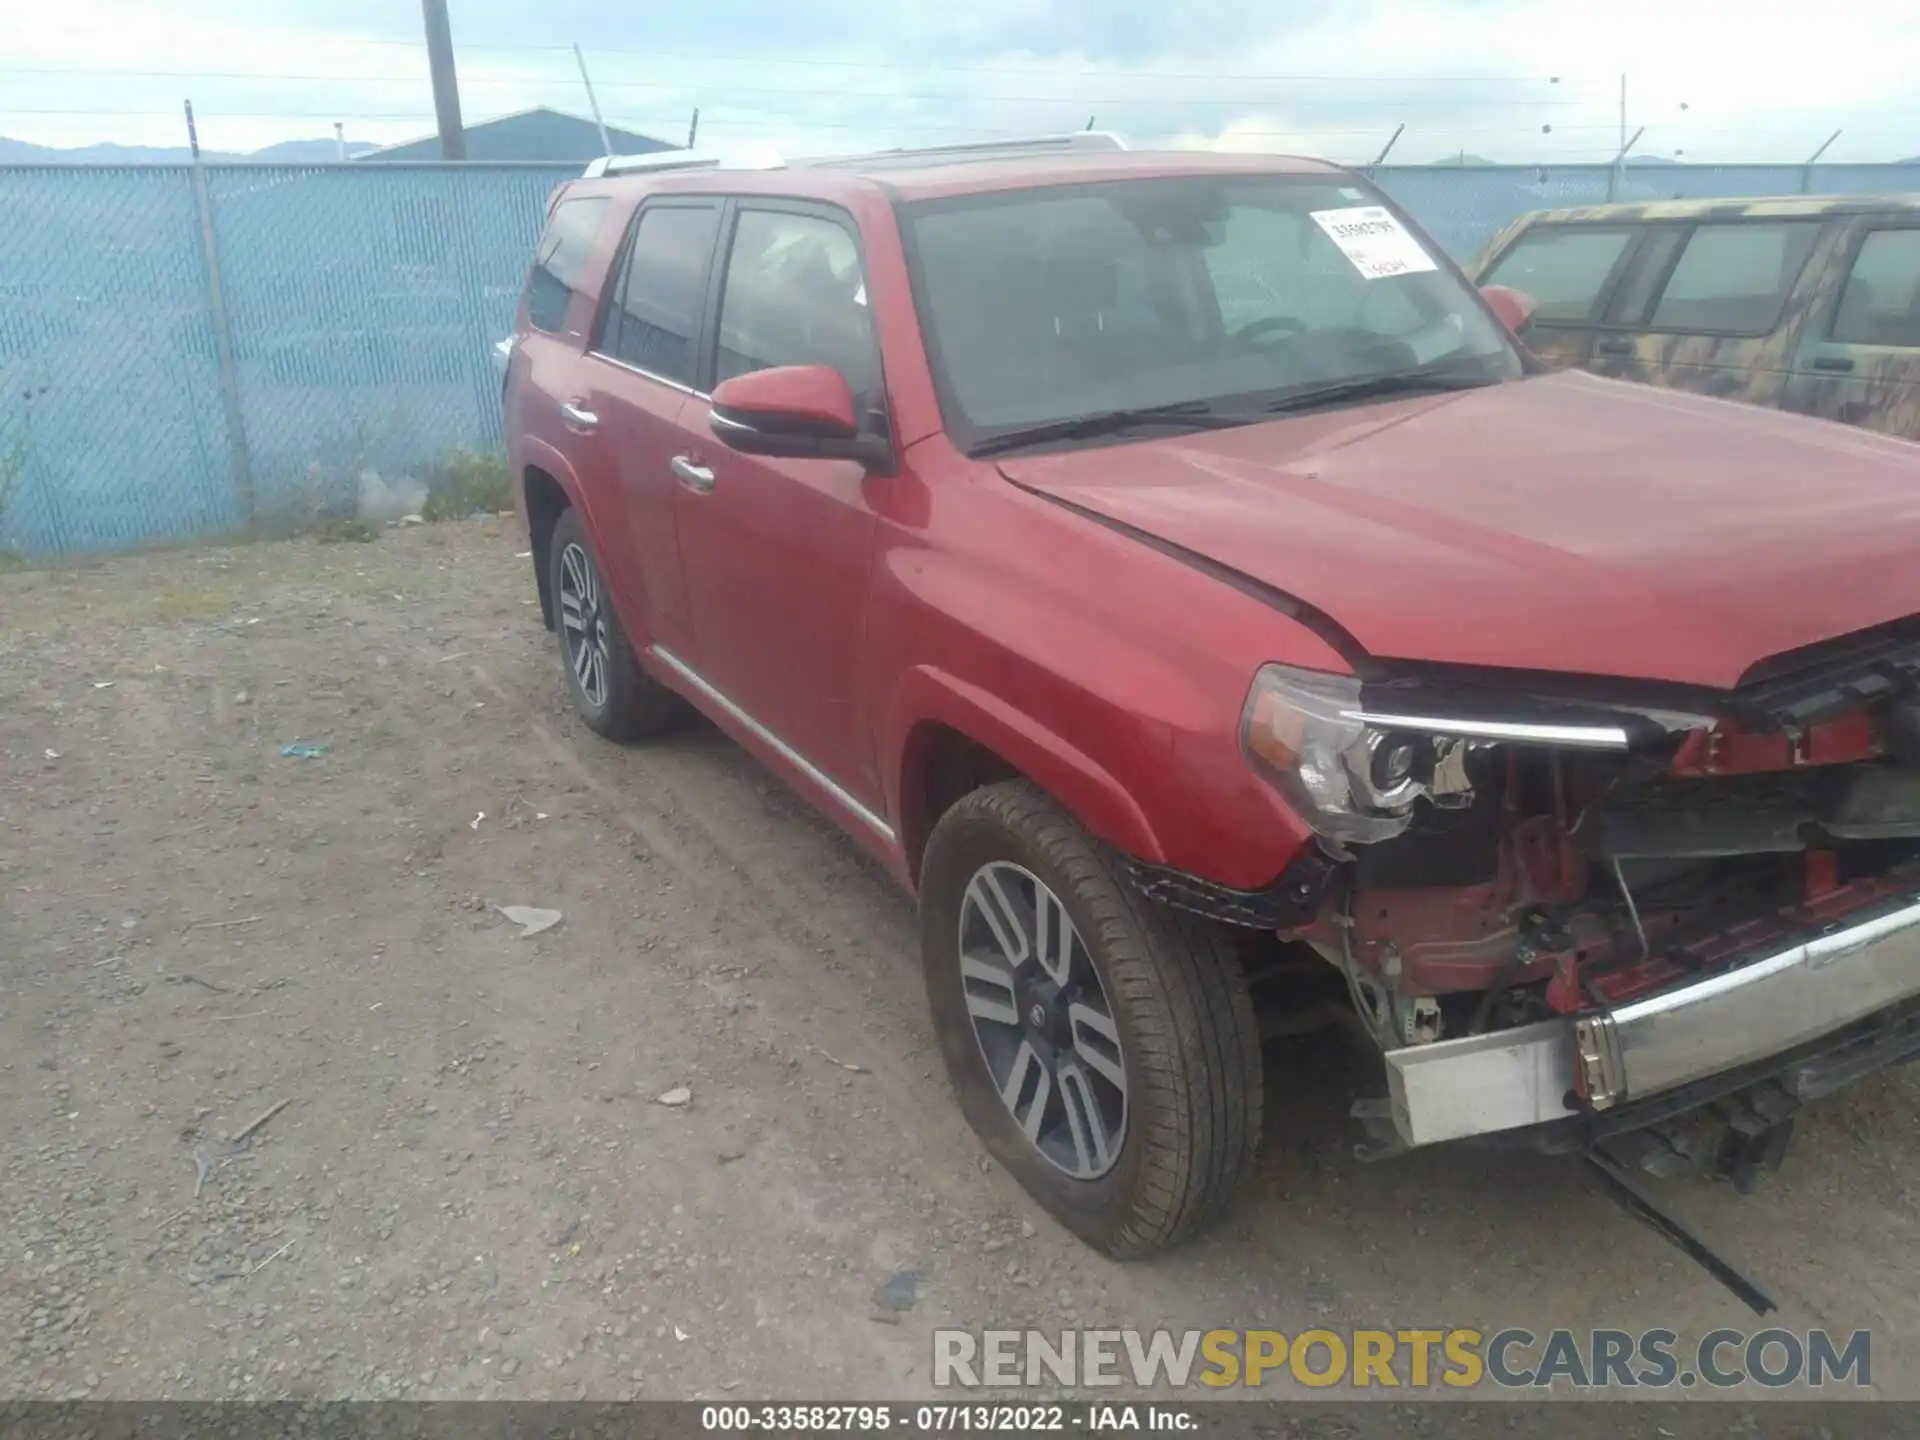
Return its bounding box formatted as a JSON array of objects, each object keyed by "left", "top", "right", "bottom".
[
  {"left": 669, "top": 200, "right": 889, "bottom": 810},
  {"left": 1475, "top": 221, "right": 1643, "bottom": 370},
  {"left": 1784, "top": 219, "right": 1920, "bottom": 442}
]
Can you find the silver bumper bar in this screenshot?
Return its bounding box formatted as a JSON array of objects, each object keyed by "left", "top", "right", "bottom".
[{"left": 1384, "top": 892, "right": 1920, "bottom": 1147}]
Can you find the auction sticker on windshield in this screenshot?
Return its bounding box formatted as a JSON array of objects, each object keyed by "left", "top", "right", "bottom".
[{"left": 1310, "top": 206, "right": 1438, "bottom": 279}]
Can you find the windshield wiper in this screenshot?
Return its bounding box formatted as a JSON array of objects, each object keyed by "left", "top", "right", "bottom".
[
  {"left": 1262, "top": 366, "right": 1498, "bottom": 416},
  {"left": 970, "top": 400, "right": 1258, "bottom": 456}
]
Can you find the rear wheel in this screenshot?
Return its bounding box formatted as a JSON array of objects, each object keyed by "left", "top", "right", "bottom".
[
  {"left": 919, "top": 780, "right": 1262, "bottom": 1257},
  {"left": 549, "top": 507, "right": 678, "bottom": 741}
]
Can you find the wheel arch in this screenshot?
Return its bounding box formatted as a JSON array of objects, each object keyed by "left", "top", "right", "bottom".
[
  {"left": 523, "top": 464, "right": 571, "bottom": 630},
  {"left": 888, "top": 668, "right": 1164, "bottom": 890},
  {"left": 517, "top": 435, "right": 601, "bottom": 631}
]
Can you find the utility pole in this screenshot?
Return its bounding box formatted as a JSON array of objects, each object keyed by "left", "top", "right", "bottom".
[
  {"left": 1618, "top": 73, "right": 1627, "bottom": 155},
  {"left": 421, "top": 0, "right": 466, "bottom": 161}
]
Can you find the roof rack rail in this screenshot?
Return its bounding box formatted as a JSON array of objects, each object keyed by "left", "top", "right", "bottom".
[
  {"left": 582, "top": 148, "right": 785, "bottom": 179},
  {"left": 582, "top": 132, "right": 1126, "bottom": 181},
  {"left": 803, "top": 131, "right": 1129, "bottom": 169}
]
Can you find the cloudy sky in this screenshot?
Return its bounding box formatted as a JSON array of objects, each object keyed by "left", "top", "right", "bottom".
[{"left": 4, "top": 0, "right": 1916, "bottom": 163}]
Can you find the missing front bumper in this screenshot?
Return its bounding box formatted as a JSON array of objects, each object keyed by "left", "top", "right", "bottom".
[{"left": 1383, "top": 889, "right": 1920, "bottom": 1147}]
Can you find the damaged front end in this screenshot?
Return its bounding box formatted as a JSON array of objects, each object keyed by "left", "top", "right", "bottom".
[{"left": 1231, "top": 624, "right": 1920, "bottom": 1171}]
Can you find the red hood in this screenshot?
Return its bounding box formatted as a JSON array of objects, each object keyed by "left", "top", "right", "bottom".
[{"left": 998, "top": 371, "right": 1920, "bottom": 690}]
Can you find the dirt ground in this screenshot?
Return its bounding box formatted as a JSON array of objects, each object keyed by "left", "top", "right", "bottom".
[{"left": 3, "top": 519, "right": 1918, "bottom": 1426}]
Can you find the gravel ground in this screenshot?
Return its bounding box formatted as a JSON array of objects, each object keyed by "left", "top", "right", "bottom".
[{"left": 2, "top": 519, "right": 1917, "bottom": 1428}]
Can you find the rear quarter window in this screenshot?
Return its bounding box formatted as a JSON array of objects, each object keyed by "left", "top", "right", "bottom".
[
  {"left": 1480, "top": 225, "right": 1637, "bottom": 323},
  {"left": 525, "top": 197, "right": 611, "bottom": 334},
  {"left": 1648, "top": 220, "right": 1822, "bottom": 336}
]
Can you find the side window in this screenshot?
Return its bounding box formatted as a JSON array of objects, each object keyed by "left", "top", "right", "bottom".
[
  {"left": 525, "top": 197, "right": 610, "bottom": 334},
  {"left": 716, "top": 209, "right": 878, "bottom": 399},
  {"left": 1649, "top": 220, "right": 1822, "bottom": 335},
  {"left": 604, "top": 204, "right": 722, "bottom": 386},
  {"left": 1479, "top": 226, "right": 1637, "bottom": 324},
  {"left": 1832, "top": 229, "right": 1920, "bottom": 348}
]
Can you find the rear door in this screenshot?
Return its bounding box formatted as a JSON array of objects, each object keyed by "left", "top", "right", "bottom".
[
  {"left": 1474, "top": 220, "right": 1644, "bottom": 369},
  {"left": 1581, "top": 215, "right": 1838, "bottom": 408},
  {"left": 1784, "top": 217, "right": 1920, "bottom": 441},
  {"left": 571, "top": 199, "right": 723, "bottom": 656},
  {"left": 511, "top": 192, "right": 614, "bottom": 525}
]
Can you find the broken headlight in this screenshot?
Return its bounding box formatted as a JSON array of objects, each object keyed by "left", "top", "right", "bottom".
[
  {"left": 1238, "top": 663, "right": 1639, "bottom": 845},
  {"left": 1237, "top": 665, "right": 1458, "bottom": 844}
]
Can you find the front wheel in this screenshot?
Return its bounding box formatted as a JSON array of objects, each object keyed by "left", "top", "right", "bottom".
[{"left": 919, "top": 780, "right": 1262, "bottom": 1257}]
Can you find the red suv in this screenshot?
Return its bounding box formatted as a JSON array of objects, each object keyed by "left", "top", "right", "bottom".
[{"left": 506, "top": 136, "right": 1920, "bottom": 1262}]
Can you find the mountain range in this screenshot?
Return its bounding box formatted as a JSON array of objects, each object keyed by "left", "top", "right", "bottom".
[{"left": 0, "top": 136, "right": 377, "bottom": 164}]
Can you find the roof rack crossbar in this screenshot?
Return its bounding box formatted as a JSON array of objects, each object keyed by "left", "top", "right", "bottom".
[
  {"left": 582, "top": 149, "right": 786, "bottom": 179},
  {"left": 803, "top": 131, "right": 1129, "bottom": 168},
  {"left": 582, "top": 132, "right": 1127, "bottom": 180}
]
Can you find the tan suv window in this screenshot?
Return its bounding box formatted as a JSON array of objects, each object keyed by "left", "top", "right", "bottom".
[
  {"left": 1833, "top": 230, "right": 1920, "bottom": 348},
  {"left": 1649, "top": 220, "right": 1821, "bottom": 336},
  {"left": 1480, "top": 226, "right": 1635, "bottom": 323}
]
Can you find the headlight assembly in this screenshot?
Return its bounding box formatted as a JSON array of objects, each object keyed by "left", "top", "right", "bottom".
[
  {"left": 1239, "top": 665, "right": 1433, "bottom": 844},
  {"left": 1238, "top": 663, "right": 1636, "bottom": 845}
]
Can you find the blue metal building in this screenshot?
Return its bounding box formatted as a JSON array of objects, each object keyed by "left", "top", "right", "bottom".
[{"left": 355, "top": 107, "right": 676, "bottom": 164}]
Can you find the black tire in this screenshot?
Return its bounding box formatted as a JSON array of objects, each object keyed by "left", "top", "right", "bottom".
[
  {"left": 548, "top": 507, "right": 678, "bottom": 742},
  {"left": 919, "top": 780, "right": 1262, "bottom": 1258}
]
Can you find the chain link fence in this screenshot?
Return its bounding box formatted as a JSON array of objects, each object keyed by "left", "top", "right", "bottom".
[
  {"left": 0, "top": 161, "right": 574, "bottom": 556},
  {"left": 1, "top": 158, "right": 1917, "bottom": 556}
]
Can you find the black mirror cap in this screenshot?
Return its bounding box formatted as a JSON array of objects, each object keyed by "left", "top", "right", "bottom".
[{"left": 707, "top": 407, "right": 895, "bottom": 472}]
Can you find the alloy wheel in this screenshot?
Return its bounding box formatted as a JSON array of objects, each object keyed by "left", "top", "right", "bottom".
[
  {"left": 957, "top": 861, "right": 1128, "bottom": 1179},
  {"left": 558, "top": 541, "right": 612, "bottom": 710}
]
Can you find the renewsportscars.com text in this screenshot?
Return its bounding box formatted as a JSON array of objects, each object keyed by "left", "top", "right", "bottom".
[{"left": 933, "top": 1327, "right": 1872, "bottom": 1391}]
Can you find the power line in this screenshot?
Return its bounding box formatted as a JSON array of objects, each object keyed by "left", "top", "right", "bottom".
[
  {"left": 0, "top": 34, "right": 1586, "bottom": 82},
  {"left": 0, "top": 67, "right": 1598, "bottom": 108},
  {"left": 0, "top": 107, "right": 1857, "bottom": 143}
]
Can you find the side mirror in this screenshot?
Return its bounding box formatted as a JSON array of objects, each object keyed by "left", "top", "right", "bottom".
[
  {"left": 708, "top": 365, "right": 892, "bottom": 468},
  {"left": 1479, "top": 284, "right": 1538, "bottom": 336}
]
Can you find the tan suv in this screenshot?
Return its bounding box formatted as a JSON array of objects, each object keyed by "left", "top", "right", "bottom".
[{"left": 1470, "top": 194, "right": 1920, "bottom": 440}]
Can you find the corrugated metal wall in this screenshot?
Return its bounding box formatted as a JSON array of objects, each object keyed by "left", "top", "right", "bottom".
[{"left": 1, "top": 159, "right": 1916, "bottom": 556}]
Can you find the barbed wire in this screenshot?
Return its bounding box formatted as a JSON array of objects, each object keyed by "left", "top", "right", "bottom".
[
  {"left": 0, "top": 70, "right": 1601, "bottom": 109},
  {"left": 0, "top": 106, "right": 1873, "bottom": 147}
]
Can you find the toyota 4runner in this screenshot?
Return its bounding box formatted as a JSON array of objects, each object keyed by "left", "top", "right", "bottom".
[{"left": 504, "top": 134, "right": 1920, "bottom": 1264}]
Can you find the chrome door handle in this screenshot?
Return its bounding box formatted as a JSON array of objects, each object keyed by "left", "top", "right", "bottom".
[
  {"left": 560, "top": 401, "right": 599, "bottom": 431},
  {"left": 671, "top": 455, "right": 716, "bottom": 493}
]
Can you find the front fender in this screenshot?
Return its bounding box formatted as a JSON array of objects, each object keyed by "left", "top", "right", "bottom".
[{"left": 866, "top": 477, "right": 1327, "bottom": 893}]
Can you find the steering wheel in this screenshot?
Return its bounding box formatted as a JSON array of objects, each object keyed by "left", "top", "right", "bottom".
[{"left": 1229, "top": 316, "right": 1307, "bottom": 350}]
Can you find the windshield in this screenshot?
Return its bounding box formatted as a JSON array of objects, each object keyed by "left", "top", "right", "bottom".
[{"left": 901, "top": 174, "right": 1522, "bottom": 452}]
